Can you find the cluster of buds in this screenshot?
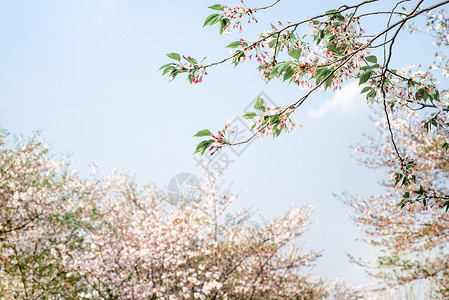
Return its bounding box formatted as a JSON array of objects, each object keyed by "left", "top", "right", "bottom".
[
  {"left": 249, "top": 105, "right": 297, "bottom": 137},
  {"left": 189, "top": 67, "right": 206, "bottom": 84},
  {"left": 221, "top": 1, "right": 258, "bottom": 33},
  {"left": 161, "top": 53, "right": 206, "bottom": 84},
  {"left": 209, "top": 120, "right": 234, "bottom": 156},
  {"left": 374, "top": 65, "right": 443, "bottom": 113},
  {"left": 253, "top": 13, "right": 368, "bottom": 92}
]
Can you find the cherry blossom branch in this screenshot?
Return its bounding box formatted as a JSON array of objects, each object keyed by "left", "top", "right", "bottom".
[
  {"left": 191, "top": 0, "right": 449, "bottom": 78},
  {"left": 228, "top": 2, "right": 449, "bottom": 147},
  {"left": 166, "top": 0, "right": 449, "bottom": 187},
  {"left": 176, "top": 0, "right": 381, "bottom": 73}
]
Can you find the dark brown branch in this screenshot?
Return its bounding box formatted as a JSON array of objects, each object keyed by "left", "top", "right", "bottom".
[{"left": 253, "top": 0, "right": 282, "bottom": 11}]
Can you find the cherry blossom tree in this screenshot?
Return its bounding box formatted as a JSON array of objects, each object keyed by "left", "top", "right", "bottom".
[
  {"left": 70, "top": 169, "right": 326, "bottom": 299},
  {"left": 343, "top": 111, "right": 449, "bottom": 298},
  {"left": 0, "top": 130, "right": 331, "bottom": 299},
  {"left": 162, "top": 0, "right": 449, "bottom": 210},
  {"left": 0, "top": 130, "right": 87, "bottom": 298}
]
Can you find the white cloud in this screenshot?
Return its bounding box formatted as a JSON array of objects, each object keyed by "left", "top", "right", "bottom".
[{"left": 307, "top": 82, "right": 367, "bottom": 118}]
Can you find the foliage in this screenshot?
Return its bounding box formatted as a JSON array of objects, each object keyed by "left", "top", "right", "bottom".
[{"left": 162, "top": 0, "right": 449, "bottom": 210}]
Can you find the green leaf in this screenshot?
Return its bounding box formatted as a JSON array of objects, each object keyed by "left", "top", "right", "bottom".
[
  {"left": 430, "top": 87, "right": 440, "bottom": 101},
  {"left": 159, "top": 63, "right": 172, "bottom": 71},
  {"left": 413, "top": 185, "right": 424, "bottom": 195},
  {"left": 416, "top": 88, "right": 429, "bottom": 101},
  {"left": 288, "top": 49, "right": 302, "bottom": 60},
  {"left": 203, "top": 14, "right": 222, "bottom": 27},
  {"left": 397, "top": 199, "right": 406, "bottom": 209},
  {"left": 269, "top": 62, "right": 285, "bottom": 77},
  {"left": 361, "top": 65, "right": 371, "bottom": 71},
  {"left": 361, "top": 86, "right": 371, "bottom": 93},
  {"left": 208, "top": 4, "right": 223, "bottom": 11},
  {"left": 405, "top": 160, "right": 414, "bottom": 169},
  {"left": 270, "top": 114, "right": 280, "bottom": 124},
  {"left": 389, "top": 100, "right": 396, "bottom": 109},
  {"left": 193, "top": 129, "right": 212, "bottom": 137},
  {"left": 166, "top": 53, "right": 181, "bottom": 61},
  {"left": 314, "top": 66, "right": 334, "bottom": 88},
  {"left": 194, "top": 139, "right": 215, "bottom": 155},
  {"left": 226, "top": 41, "right": 244, "bottom": 48},
  {"left": 185, "top": 57, "right": 198, "bottom": 65},
  {"left": 323, "top": 75, "right": 333, "bottom": 90},
  {"left": 162, "top": 66, "right": 176, "bottom": 76},
  {"left": 335, "top": 13, "right": 344, "bottom": 21},
  {"left": 272, "top": 126, "right": 281, "bottom": 138},
  {"left": 394, "top": 173, "right": 403, "bottom": 186},
  {"left": 444, "top": 200, "right": 449, "bottom": 212},
  {"left": 283, "top": 67, "right": 295, "bottom": 82},
  {"left": 366, "top": 90, "right": 377, "bottom": 100},
  {"left": 231, "top": 50, "right": 245, "bottom": 66},
  {"left": 169, "top": 69, "right": 180, "bottom": 81},
  {"left": 242, "top": 112, "right": 257, "bottom": 119},
  {"left": 251, "top": 123, "right": 257, "bottom": 131},
  {"left": 403, "top": 192, "right": 410, "bottom": 198},
  {"left": 359, "top": 70, "right": 373, "bottom": 85},
  {"left": 278, "top": 61, "right": 291, "bottom": 73},
  {"left": 254, "top": 96, "right": 266, "bottom": 112},
  {"left": 365, "top": 55, "right": 377, "bottom": 64},
  {"left": 326, "top": 42, "right": 342, "bottom": 55},
  {"left": 219, "top": 18, "right": 230, "bottom": 34},
  {"left": 313, "top": 66, "right": 327, "bottom": 79}
]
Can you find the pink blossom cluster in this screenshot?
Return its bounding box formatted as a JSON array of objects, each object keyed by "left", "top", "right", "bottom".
[
  {"left": 249, "top": 105, "right": 297, "bottom": 137},
  {"left": 251, "top": 15, "right": 368, "bottom": 91},
  {"left": 425, "top": 9, "right": 449, "bottom": 47},
  {"left": 208, "top": 120, "right": 233, "bottom": 156},
  {"left": 220, "top": 1, "right": 258, "bottom": 34},
  {"left": 364, "top": 64, "right": 446, "bottom": 110}
]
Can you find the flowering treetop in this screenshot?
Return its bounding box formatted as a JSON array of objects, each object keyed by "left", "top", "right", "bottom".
[
  {"left": 343, "top": 111, "right": 449, "bottom": 297},
  {"left": 0, "top": 129, "right": 329, "bottom": 299}
]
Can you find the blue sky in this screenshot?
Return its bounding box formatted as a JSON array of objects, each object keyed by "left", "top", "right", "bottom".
[{"left": 0, "top": 0, "right": 440, "bottom": 286}]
